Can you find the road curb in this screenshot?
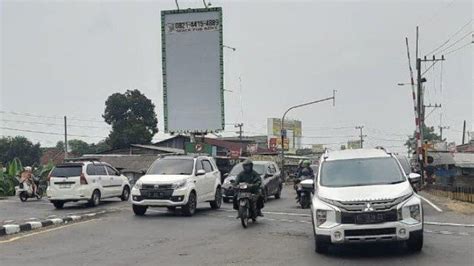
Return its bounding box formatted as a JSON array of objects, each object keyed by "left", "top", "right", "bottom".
[{"left": 0, "top": 210, "right": 108, "bottom": 237}]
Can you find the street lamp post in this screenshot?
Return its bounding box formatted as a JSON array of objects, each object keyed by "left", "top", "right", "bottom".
[{"left": 280, "top": 90, "right": 336, "bottom": 178}]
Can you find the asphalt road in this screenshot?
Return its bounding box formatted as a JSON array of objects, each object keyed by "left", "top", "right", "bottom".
[{"left": 1, "top": 186, "right": 473, "bottom": 266}]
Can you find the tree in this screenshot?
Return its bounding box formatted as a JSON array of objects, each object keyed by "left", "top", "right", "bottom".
[
  {"left": 103, "top": 89, "right": 158, "bottom": 149},
  {"left": 405, "top": 125, "right": 442, "bottom": 154},
  {"left": 0, "top": 136, "right": 42, "bottom": 166}
]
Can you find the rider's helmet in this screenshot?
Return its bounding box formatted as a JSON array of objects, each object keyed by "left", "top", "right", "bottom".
[
  {"left": 242, "top": 159, "right": 253, "bottom": 173},
  {"left": 24, "top": 166, "right": 33, "bottom": 172},
  {"left": 303, "top": 160, "right": 311, "bottom": 167}
]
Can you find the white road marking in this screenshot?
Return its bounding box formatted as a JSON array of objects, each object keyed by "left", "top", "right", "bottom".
[
  {"left": 419, "top": 195, "right": 443, "bottom": 212},
  {"left": 425, "top": 221, "right": 474, "bottom": 228}
]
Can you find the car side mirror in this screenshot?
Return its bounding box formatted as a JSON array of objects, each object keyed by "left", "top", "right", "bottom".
[
  {"left": 408, "top": 173, "right": 421, "bottom": 183},
  {"left": 196, "top": 169, "right": 206, "bottom": 176}
]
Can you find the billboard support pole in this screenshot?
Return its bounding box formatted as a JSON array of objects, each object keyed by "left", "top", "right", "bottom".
[{"left": 280, "top": 91, "right": 336, "bottom": 179}]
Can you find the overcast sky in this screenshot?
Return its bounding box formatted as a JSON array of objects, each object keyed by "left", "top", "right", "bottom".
[{"left": 1, "top": 0, "right": 472, "bottom": 154}]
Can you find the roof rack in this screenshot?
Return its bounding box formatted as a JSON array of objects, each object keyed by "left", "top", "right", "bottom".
[{"left": 64, "top": 157, "right": 101, "bottom": 162}]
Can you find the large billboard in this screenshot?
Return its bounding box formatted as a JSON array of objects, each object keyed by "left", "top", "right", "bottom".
[
  {"left": 267, "top": 118, "right": 302, "bottom": 151},
  {"left": 161, "top": 8, "right": 224, "bottom": 133}
]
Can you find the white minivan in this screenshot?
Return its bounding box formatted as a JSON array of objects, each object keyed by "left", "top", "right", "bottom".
[
  {"left": 47, "top": 161, "right": 131, "bottom": 209},
  {"left": 311, "top": 149, "right": 423, "bottom": 253},
  {"left": 131, "top": 155, "right": 222, "bottom": 216}
]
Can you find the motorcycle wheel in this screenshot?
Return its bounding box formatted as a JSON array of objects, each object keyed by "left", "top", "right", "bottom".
[
  {"left": 36, "top": 188, "right": 43, "bottom": 200},
  {"left": 239, "top": 204, "right": 249, "bottom": 228},
  {"left": 19, "top": 192, "right": 28, "bottom": 202}
]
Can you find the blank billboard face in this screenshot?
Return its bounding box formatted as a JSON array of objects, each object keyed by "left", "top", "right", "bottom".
[{"left": 161, "top": 7, "right": 224, "bottom": 133}]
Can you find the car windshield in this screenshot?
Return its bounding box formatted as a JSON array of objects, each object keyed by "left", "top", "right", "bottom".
[
  {"left": 51, "top": 165, "right": 82, "bottom": 177},
  {"left": 147, "top": 158, "right": 194, "bottom": 175},
  {"left": 320, "top": 157, "right": 405, "bottom": 187},
  {"left": 229, "top": 163, "right": 265, "bottom": 176}
]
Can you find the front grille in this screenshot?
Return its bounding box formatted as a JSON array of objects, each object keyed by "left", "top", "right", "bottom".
[
  {"left": 332, "top": 194, "right": 411, "bottom": 212},
  {"left": 142, "top": 184, "right": 173, "bottom": 190},
  {"left": 341, "top": 209, "right": 398, "bottom": 224},
  {"left": 345, "top": 228, "right": 396, "bottom": 237},
  {"left": 140, "top": 188, "right": 173, "bottom": 200}
]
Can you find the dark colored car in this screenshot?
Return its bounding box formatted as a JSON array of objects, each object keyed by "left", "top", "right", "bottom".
[{"left": 222, "top": 161, "right": 283, "bottom": 203}]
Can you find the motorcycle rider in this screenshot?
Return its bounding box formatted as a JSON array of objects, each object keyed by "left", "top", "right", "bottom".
[
  {"left": 233, "top": 159, "right": 264, "bottom": 217},
  {"left": 20, "top": 166, "right": 38, "bottom": 196},
  {"left": 297, "top": 160, "right": 314, "bottom": 179}
]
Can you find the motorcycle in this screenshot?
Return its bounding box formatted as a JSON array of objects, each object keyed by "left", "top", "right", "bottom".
[
  {"left": 15, "top": 176, "right": 43, "bottom": 202},
  {"left": 295, "top": 176, "right": 314, "bottom": 209},
  {"left": 235, "top": 182, "right": 258, "bottom": 228}
]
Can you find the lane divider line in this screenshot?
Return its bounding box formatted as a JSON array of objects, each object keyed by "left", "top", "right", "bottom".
[
  {"left": 419, "top": 195, "right": 443, "bottom": 212},
  {"left": 424, "top": 221, "right": 474, "bottom": 228}
]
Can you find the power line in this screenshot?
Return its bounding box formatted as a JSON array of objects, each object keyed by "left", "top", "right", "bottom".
[
  {"left": 435, "top": 31, "right": 473, "bottom": 55},
  {"left": 0, "top": 126, "right": 105, "bottom": 138},
  {"left": 424, "top": 18, "right": 473, "bottom": 55},
  {"left": 0, "top": 118, "right": 110, "bottom": 129},
  {"left": 0, "top": 110, "right": 105, "bottom": 123},
  {"left": 444, "top": 41, "right": 472, "bottom": 55}
]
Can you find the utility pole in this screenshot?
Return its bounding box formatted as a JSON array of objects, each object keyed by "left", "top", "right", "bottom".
[
  {"left": 235, "top": 123, "right": 244, "bottom": 142},
  {"left": 462, "top": 120, "right": 466, "bottom": 144},
  {"left": 438, "top": 114, "right": 448, "bottom": 141},
  {"left": 355, "top": 126, "right": 366, "bottom": 148},
  {"left": 64, "top": 116, "right": 68, "bottom": 159},
  {"left": 414, "top": 26, "right": 445, "bottom": 185}
]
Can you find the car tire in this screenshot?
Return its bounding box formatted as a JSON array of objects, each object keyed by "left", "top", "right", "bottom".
[
  {"left": 88, "top": 190, "right": 101, "bottom": 207},
  {"left": 120, "top": 186, "right": 130, "bottom": 201},
  {"left": 52, "top": 201, "right": 64, "bottom": 209},
  {"left": 274, "top": 185, "right": 282, "bottom": 199},
  {"left": 315, "top": 234, "right": 330, "bottom": 254},
  {"left": 133, "top": 204, "right": 147, "bottom": 216},
  {"left": 182, "top": 191, "right": 197, "bottom": 217},
  {"left": 407, "top": 230, "right": 423, "bottom": 252},
  {"left": 210, "top": 188, "right": 222, "bottom": 209}
]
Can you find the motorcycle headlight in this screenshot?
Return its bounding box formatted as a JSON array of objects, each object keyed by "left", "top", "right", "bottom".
[
  {"left": 134, "top": 180, "right": 142, "bottom": 190},
  {"left": 408, "top": 204, "right": 421, "bottom": 222},
  {"left": 173, "top": 180, "right": 187, "bottom": 190},
  {"left": 223, "top": 179, "right": 231, "bottom": 185},
  {"left": 316, "top": 209, "right": 327, "bottom": 227}
]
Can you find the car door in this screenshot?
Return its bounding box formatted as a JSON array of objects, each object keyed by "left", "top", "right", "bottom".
[
  {"left": 202, "top": 159, "right": 216, "bottom": 200},
  {"left": 194, "top": 159, "right": 207, "bottom": 202},
  {"left": 266, "top": 163, "right": 277, "bottom": 194},
  {"left": 94, "top": 164, "right": 110, "bottom": 197},
  {"left": 105, "top": 165, "right": 122, "bottom": 196}
]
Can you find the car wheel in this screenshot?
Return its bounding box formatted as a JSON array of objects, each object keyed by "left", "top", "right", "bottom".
[
  {"left": 315, "top": 234, "right": 330, "bottom": 254},
  {"left": 274, "top": 185, "right": 282, "bottom": 199},
  {"left": 407, "top": 230, "right": 423, "bottom": 252},
  {"left": 19, "top": 192, "right": 28, "bottom": 202},
  {"left": 88, "top": 190, "right": 101, "bottom": 207},
  {"left": 52, "top": 201, "right": 64, "bottom": 209},
  {"left": 182, "top": 192, "right": 197, "bottom": 216},
  {"left": 133, "top": 204, "right": 147, "bottom": 216},
  {"left": 120, "top": 186, "right": 130, "bottom": 201},
  {"left": 210, "top": 188, "right": 222, "bottom": 209}
]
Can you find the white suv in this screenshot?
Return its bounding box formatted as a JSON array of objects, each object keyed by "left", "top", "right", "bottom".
[
  {"left": 47, "top": 161, "right": 131, "bottom": 209},
  {"left": 311, "top": 149, "right": 423, "bottom": 253},
  {"left": 131, "top": 155, "right": 222, "bottom": 216}
]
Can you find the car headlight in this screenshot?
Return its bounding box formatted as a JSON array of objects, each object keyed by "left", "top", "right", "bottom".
[
  {"left": 408, "top": 204, "right": 421, "bottom": 222},
  {"left": 316, "top": 210, "right": 327, "bottom": 227},
  {"left": 134, "top": 180, "right": 142, "bottom": 190},
  {"left": 173, "top": 180, "right": 187, "bottom": 189}
]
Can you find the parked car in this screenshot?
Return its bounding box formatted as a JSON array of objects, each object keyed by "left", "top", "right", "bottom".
[
  {"left": 222, "top": 161, "right": 283, "bottom": 203},
  {"left": 47, "top": 161, "right": 131, "bottom": 209},
  {"left": 130, "top": 155, "right": 222, "bottom": 216},
  {"left": 311, "top": 149, "right": 423, "bottom": 253}
]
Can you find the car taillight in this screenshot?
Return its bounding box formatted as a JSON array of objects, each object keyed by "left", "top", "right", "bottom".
[{"left": 80, "top": 173, "right": 88, "bottom": 185}]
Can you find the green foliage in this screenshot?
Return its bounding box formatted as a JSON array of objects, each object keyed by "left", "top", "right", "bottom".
[
  {"left": 56, "top": 139, "right": 111, "bottom": 156},
  {"left": 0, "top": 158, "right": 23, "bottom": 196},
  {"left": 103, "top": 89, "right": 158, "bottom": 149},
  {"left": 405, "top": 125, "right": 442, "bottom": 154},
  {"left": 0, "top": 136, "right": 42, "bottom": 166}
]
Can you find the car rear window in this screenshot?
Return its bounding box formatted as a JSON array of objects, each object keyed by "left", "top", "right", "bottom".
[{"left": 51, "top": 165, "right": 83, "bottom": 177}]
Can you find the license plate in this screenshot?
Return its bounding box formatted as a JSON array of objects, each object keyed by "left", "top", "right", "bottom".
[
  {"left": 150, "top": 192, "right": 162, "bottom": 198},
  {"left": 356, "top": 213, "right": 384, "bottom": 224},
  {"left": 59, "top": 184, "right": 71, "bottom": 189}
]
